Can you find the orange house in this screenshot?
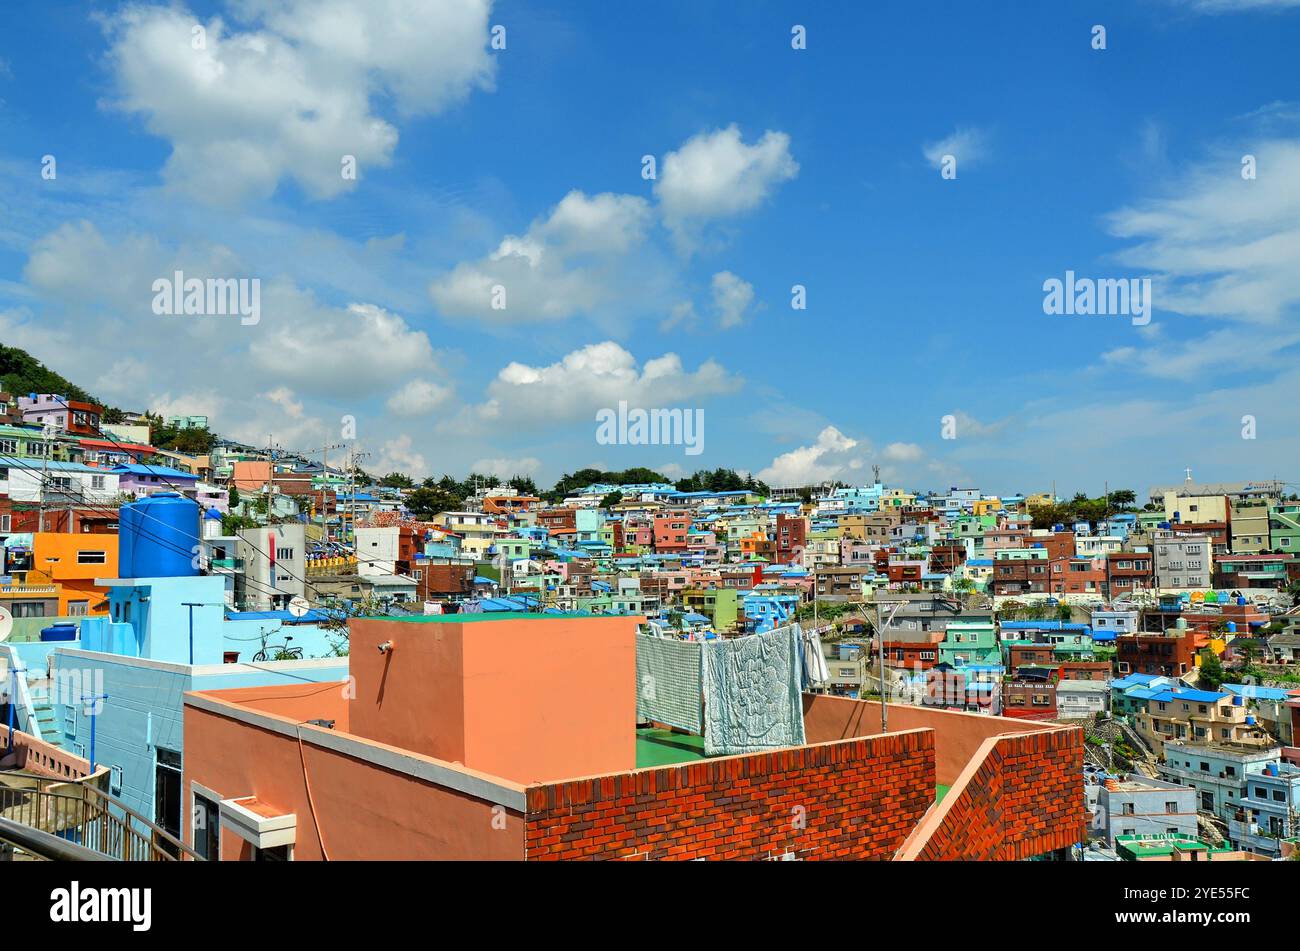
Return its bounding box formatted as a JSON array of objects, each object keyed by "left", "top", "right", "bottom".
[{"left": 26, "top": 532, "right": 120, "bottom": 616}]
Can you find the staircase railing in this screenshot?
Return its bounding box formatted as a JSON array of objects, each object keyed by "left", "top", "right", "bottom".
[{"left": 0, "top": 772, "right": 203, "bottom": 861}]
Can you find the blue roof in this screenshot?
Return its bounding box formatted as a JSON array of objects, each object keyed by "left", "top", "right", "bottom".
[
  {"left": 225, "top": 609, "right": 331, "bottom": 623},
  {"left": 1149, "top": 688, "right": 1229, "bottom": 704}
]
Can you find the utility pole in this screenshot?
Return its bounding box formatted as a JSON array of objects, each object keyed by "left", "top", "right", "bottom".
[{"left": 38, "top": 422, "right": 52, "bottom": 533}]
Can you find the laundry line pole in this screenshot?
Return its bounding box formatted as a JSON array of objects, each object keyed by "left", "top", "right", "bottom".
[{"left": 874, "top": 599, "right": 907, "bottom": 734}]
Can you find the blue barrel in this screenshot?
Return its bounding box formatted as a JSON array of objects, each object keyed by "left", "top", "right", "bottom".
[{"left": 120, "top": 492, "right": 200, "bottom": 577}]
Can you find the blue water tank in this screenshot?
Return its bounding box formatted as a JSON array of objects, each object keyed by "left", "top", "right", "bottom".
[
  {"left": 1226, "top": 622, "right": 1237, "bottom": 633},
  {"left": 39, "top": 622, "right": 77, "bottom": 642},
  {"left": 120, "top": 492, "right": 201, "bottom": 578}
]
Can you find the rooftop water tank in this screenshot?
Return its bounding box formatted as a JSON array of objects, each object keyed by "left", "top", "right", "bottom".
[
  {"left": 1237, "top": 596, "right": 1247, "bottom": 606},
  {"left": 39, "top": 622, "right": 77, "bottom": 642},
  {"left": 120, "top": 492, "right": 201, "bottom": 578},
  {"left": 1245, "top": 715, "right": 1256, "bottom": 726},
  {"left": 1226, "top": 622, "right": 1237, "bottom": 633}
]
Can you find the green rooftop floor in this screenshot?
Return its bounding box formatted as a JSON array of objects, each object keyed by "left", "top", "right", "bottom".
[{"left": 636, "top": 728, "right": 708, "bottom": 767}]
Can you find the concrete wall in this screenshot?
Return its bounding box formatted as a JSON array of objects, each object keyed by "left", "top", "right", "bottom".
[
  {"left": 183, "top": 687, "right": 526, "bottom": 860},
  {"left": 347, "top": 615, "right": 639, "bottom": 784}
]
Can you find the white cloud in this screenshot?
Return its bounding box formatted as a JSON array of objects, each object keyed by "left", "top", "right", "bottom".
[
  {"left": 460, "top": 341, "right": 741, "bottom": 427},
  {"left": 1095, "top": 131, "right": 1300, "bottom": 380},
  {"left": 470, "top": 456, "right": 542, "bottom": 479},
  {"left": 367, "top": 434, "right": 427, "bottom": 477},
  {"left": 922, "top": 127, "right": 989, "bottom": 170},
  {"left": 711, "top": 271, "right": 755, "bottom": 329},
  {"left": 1106, "top": 138, "right": 1300, "bottom": 323},
  {"left": 756, "top": 426, "right": 861, "bottom": 486},
  {"left": 429, "top": 190, "right": 654, "bottom": 322},
  {"left": 248, "top": 299, "right": 439, "bottom": 394},
  {"left": 101, "top": 0, "right": 495, "bottom": 203},
  {"left": 655, "top": 125, "right": 798, "bottom": 245},
  {"left": 1173, "top": 0, "right": 1300, "bottom": 11},
  {"left": 386, "top": 379, "right": 452, "bottom": 417},
  {"left": 882, "top": 442, "right": 924, "bottom": 463}
]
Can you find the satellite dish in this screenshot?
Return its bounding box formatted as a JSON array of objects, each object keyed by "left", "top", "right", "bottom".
[
  {"left": 287, "top": 596, "right": 311, "bottom": 618},
  {"left": 0, "top": 606, "right": 12, "bottom": 643}
]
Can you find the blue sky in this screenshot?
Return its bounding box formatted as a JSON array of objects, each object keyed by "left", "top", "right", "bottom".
[{"left": 1, "top": 0, "right": 1298, "bottom": 495}]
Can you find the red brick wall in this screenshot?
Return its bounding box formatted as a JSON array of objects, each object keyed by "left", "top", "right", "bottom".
[
  {"left": 524, "top": 731, "right": 935, "bottom": 860},
  {"left": 915, "top": 728, "right": 1085, "bottom": 860}
]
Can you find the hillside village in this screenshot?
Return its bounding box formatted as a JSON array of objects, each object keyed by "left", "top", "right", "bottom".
[{"left": 1, "top": 359, "right": 1298, "bottom": 862}]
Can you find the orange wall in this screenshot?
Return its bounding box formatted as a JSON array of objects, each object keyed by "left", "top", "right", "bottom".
[
  {"left": 460, "top": 615, "right": 637, "bottom": 783},
  {"left": 347, "top": 615, "right": 638, "bottom": 784},
  {"left": 29, "top": 532, "right": 119, "bottom": 615},
  {"left": 183, "top": 695, "right": 525, "bottom": 861},
  {"left": 347, "top": 618, "right": 467, "bottom": 765}
]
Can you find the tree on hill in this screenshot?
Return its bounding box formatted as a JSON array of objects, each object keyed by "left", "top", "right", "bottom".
[{"left": 0, "top": 344, "right": 111, "bottom": 409}]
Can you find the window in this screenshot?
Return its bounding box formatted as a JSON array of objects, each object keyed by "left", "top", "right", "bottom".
[
  {"left": 193, "top": 792, "right": 220, "bottom": 861},
  {"left": 275, "top": 547, "right": 295, "bottom": 561},
  {"left": 64, "top": 705, "right": 77, "bottom": 734},
  {"left": 1122, "top": 803, "right": 1135, "bottom": 815},
  {"left": 0, "top": 439, "right": 14, "bottom": 454},
  {"left": 68, "top": 600, "right": 89, "bottom": 617},
  {"left": 11, "top": 602, "right": 48, "bottom": 618},
  {"left": 110, "top": 765, "right": 123, "bottom": 796},
  {"left": 1165, "top": 801, "right": 1179, "bottom": 813},
  {"left": 77, "top": 550, "right": 108, "bottom": 565},
  {"left": 91, "top": 475, "right": 105, "bottom": 490}
]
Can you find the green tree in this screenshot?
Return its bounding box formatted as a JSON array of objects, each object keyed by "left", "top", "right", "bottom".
[
  {"left": 1109, "top": 488, "right": 1137, "bottom": 510},
  {"left": 1198, "top": 649, "right": 1226, "bottom": 691},
  {"left": 379, "top": 472, "right": 415, "bottom": 489},
  {"left": 405, "top": 486, "right": 461, "bottom": 519}
]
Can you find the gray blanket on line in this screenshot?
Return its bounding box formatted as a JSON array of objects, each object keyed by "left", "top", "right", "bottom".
[{"left": 702, "top": 625, "right": 806, "bottom": 756}]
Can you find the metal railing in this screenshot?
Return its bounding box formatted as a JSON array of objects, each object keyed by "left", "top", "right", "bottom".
[{"left": 0, "top": 772, "right": 203, "bottom": 861}]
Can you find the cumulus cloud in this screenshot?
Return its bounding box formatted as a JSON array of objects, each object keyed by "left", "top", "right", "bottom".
[
  {"left": 367, "top": 434, "right": 427, "bottom": 477},
  {"left": 711, "top": 271, "right": 755, "bottom": 329},
  {"left": 882, "top": 442, "right": 924, "bottom": 463},
  {"left": 922, "top": 127, "right": 989, "bottom": 170},
  {"left": 429, "top": 190, "right": 654, "bottom": 322},
  {"left": 458, "top": 341, "right": 741, "bottom": 427},
  {"left": 386, "top": 378, "right": 453, "bottom": 417},
  {"left": 757, "top": 426, "right": 861, "bottom": 486},
  {"left": 655, "top": 125, "right": 798, "bottom": 245},
  {"left": 101, "top": 0, "right": 495, "bottom": 203}
]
